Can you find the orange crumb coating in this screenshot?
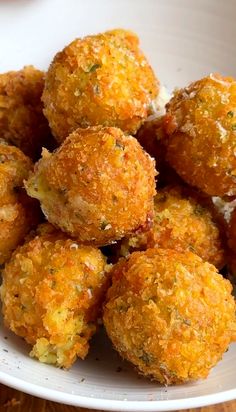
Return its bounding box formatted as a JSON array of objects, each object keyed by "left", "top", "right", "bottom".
[
  {"left": 1, "top": 223, "right": 110, "bottom": 368},
  {"left": 42, "top": 29, "right": 159, "bottom": 143},
  {"left": 118, "top": 185, "right": 225, "bottom": 269},
  {"left": 0, "top": 66, "right": 53, "bottom": 159},
  {"left": 103, "top": 248, "right": 236, "bottom": 384},
  {"left": 164, "top": 74, "right": 236, "bottom": 196},
  {"left": 25, "top": 126, "right": 157, "bottom": 246},
  {"left": 0, "top": 143, "right": 39, "bottom": 264}
]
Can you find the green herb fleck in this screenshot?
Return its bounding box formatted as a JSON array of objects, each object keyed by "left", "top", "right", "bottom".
[
  {"left": 100, "top": 219, "right": 110, "bottom": 230},
  {"left": 183, "top": 319, "right": 191, "bottom": 326},
  {"left": 232, "top": 124, "right": 236, "bottom": 131},
  {"left": 115, "top": 140, "right": 124, "bottom": 150},
  {"left": 75, "top": 212, "right": 85, "bottom": 223},
  {"left": 139, "top": 351, "right": 154, "bottom": 366},
  {"left": 49, "top": 268, "right": 56, "bottom": 275},
  {"left": 86, "top": 63, "right": 101, "bottom": 73},
  {"left": 51, "top": 280, "right": 56, "bottom": 288},
  {"left": 93, "top": 84, "right": 101, "bottom": 95},
  {"left": 75, "top": 285, "right": 83, "bottom": 293},
  {"left": 194, "top": 204, "right": 205, "bottom": 216},
  {"left": 188, "top": 245, "right": 196, "bottom": 253},
  {"left": 117, "top": 304, "right": 129, "bottom": 313},
  {"left": 227, "top": 111, "right": 234, "bottom": 118}
]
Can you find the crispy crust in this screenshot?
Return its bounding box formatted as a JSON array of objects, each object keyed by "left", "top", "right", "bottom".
[
  {"left": 103, "top": 248, "right": 236, "bottom": 384},
  {"left": 164, "top": 74, "right": 236, "bottom": 196},
  {"left": 42, "top": 29, "right": 159, "bottom": 142},
  {"left": 1, "top": 223, "right": 110, "bottom": 368},
  {"left": 25, "top": 126, "right": 157, "bottom": 246},
  {"left": 0, "top": 66, "right": 53, "bottom": 159},
  {"left": 117, "top": 185, "right": 225, "bottom": 269},
  {"left": 0, "top": 143, "right": 40, "bottom": 263}
]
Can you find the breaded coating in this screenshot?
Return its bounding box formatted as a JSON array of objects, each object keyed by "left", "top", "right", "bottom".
[
  {"left": 0, "top": 143, "right": 39, "bottom": 264},
  {"left": 0, "top": 66, "right": 53, "bottom": 159},
  {"left": 164, "top": 74, "right": 236, "bottom": 196},
  {"left": 118, "top": 185, "right": 225, "bottom": 269},
  {"left": 1, "top": 223, "right": 110, "bottom": 368},
  {"left": 103, "top": 248, "right": 236, "bottom": 384},
  {"left": 25, "top": 126, "right": 157, "bottom": 246},
  {"left": 42, "top": 29, "right": 159, "bottom": 143}
]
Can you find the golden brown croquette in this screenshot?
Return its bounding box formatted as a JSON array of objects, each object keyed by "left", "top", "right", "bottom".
[
  {"left": 103, "top": 248, "right": 236, "bottom": 384},
  {"left": 0, "top": 66, "right": 53, "bottom": 159},
  {"left": 42, "top": 29, "right": 159, "bottom": 143},
  {"left": 0, "top": 143, "right": 40, "bottom": 264},
  {"left": 164, "top": 74, "right": 236, "bottom": 196},
  {"left": 1, "top": 223, "right": 110, "bottom": 368},
  {"left": 118, "top": 185, "right": 225, "bottom": 269},
  {"left": 25, "top": 126, "right": 157, "bottom": 246}
]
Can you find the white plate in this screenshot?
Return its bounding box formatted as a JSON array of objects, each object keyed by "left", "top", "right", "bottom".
[{"left": 0, "top": 0, "right": 236, "bottom": 410}]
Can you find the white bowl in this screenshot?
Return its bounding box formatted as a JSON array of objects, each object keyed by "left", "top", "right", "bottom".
[{"left": 0, "top": 0, "right": 236, "bottom": 410}]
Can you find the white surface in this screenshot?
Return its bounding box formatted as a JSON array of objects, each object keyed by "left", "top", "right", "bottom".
[
  {"left": 1, "top": 322, "right": 236, "bottom": 411},
  {"left": 0, "top": 0, "right": 236, "bottom": 410}
]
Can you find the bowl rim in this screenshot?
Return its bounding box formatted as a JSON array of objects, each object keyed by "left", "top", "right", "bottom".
[{"left": 0, "top": 370, "right": 236, "bottom": 411}]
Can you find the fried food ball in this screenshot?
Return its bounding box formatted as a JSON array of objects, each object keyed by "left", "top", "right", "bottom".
[
  {"left": 1, "top": 223, "right": 110, "bottom": 368},
  {"left": 103, "top": 248, "right": 236, "bottom": 384},
  {"left": 0, "top": 142, "right": 39, "bottom": 264},
  {"left": 42, "top": 29, "right": 159, "bottom": 143},
  {"left": 164, "top": 73, "right": 236, "bottom": 196},
  {"left": 118, "top": 185, "right": 225, "bottom": 269},
  {"left": 25, "top": 126, "right": 157, "bottom": 246},
  {"left": 0, "top": 66, "right": 53, "bottom": 159}
]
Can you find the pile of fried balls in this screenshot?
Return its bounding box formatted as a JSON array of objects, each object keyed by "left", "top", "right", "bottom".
[{"left": 0, "top": 29, "right": 236, "bottom": 385}]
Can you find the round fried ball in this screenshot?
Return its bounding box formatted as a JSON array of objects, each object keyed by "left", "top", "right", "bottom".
[
  {"left": 118, "top": 185, "right": 225, "bottom": 269},
  {"left": 25, "top": 126, "right": 157, "bottom": 246},
  {"left": 103, "top": 248, "right": 236, "bottom": 384},
  {"left": 0, "top": 142, "right": 39, "bottom": 264},
  {"left": 1, "top": 223, "right": 110, "bottom": 368},
  {"left": 164, "top": 73, "right": 236, "bottom": 196},
  {"left": 42, "top": 29, "right": 159, "bottom": 143},
  {"left": 0, "top": 66, "right": 53, "bottom": 159}
]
